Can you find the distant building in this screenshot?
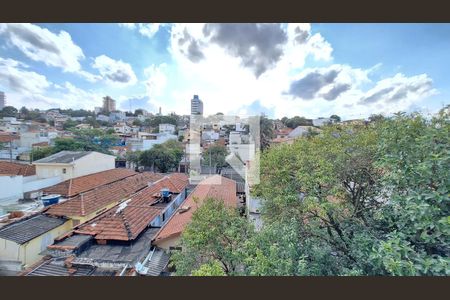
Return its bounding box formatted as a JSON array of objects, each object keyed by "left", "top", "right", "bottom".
[
  {"left": 94, "top": 107, "right": 102, "bottom": 115},
  {"left": 0, "top": 91, "right": 5, "bottom": 110},
  {"left": 312, "top": 118, "right": 332, "bottom": 127},
  {"left": 102, "top": 96, "right": 116, "bottom": 113},
  {"left": 190, "top": 95, "right": 203, "bottom": 116},
  {"left": 159, "top": 123, "right": 176, "bottom": 134},
  {"left": 32, "top": 151, "right": 116, "bottom": 181}
]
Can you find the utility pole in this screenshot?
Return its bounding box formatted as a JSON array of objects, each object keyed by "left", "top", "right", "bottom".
[{"left": 9, "top": 140, "right": 12, "bottom": 162}]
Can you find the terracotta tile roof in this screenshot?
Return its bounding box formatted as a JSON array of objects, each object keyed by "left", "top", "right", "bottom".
[
  {"left": 154, "top": 175, "right": 237, "bottom": 243},
  {"left": 76, "top": 174, "right": 189, "bottom": 241},
  {"left": 0, "top": 134, "right": 19, "bottom": 143},
  {"left": 45, "top": 172, "right": 164, "bottom": 218},
  {"left": 0, "top": 161, "right": 36, "bottom": 177},
  {"left": 32, "top": 141, "right": 49, "bottom": 147},
  {"left": 43, "top": 168, "right": 137, "bottom": 198}
]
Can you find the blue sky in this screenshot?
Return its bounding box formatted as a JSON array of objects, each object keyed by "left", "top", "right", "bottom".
[{"left": 0, "top": 23, "right": 448, "bottom": 119}]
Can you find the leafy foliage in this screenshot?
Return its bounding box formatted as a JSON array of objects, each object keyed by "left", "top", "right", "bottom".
[
  {"left": 202, "top": 144, "right": 229, "bottom": 168},
  {"left": 139, "top": 139, "right": 183, "bottom": 173},
  {"left": 171, "top": 198, "right": 253, "bottom": 275}
]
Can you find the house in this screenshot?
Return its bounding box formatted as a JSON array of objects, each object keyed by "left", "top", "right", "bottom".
[
  {"left": 0, "top": 161, "right": 52, "bottom": 203},
  {"left": 288, "top": 125, "right": 321, "bottom": 139},
  {"left": 32, "top": 141, "right": 50, "bottom": 150},
  {"left": 75, "top": 124, "right": 93, "bottom": 130},
  {"left": 43, "top": 168, "right": 137, "bottom": 198},
  {"left": 142, "top": 133, "right": 178, "bottom": 151},
  {"left": 202, "top": 130, "right": 219, "bottom": 142},
  {"left": 312, "top": 118, "right": 332, "bottom": 127},
  {"left": 75, "top": 173, "right": 189, "bottom": 242},
  {"left": 44, "top": 172, "right": 164, "bottom": 226},
  {"left": 153, "top": 175, "right": 237, "bottom": 250},
  {"left": 229, "top": 131, "right": 241, "bottom": 144},
  {"left": 159, "top": 123, "right": 176, "bottom": 134},
  {"left": 33, "top": 151, "right": 116, "bottom": 181},
  {"left": 29, "top": 173, "right": 189, "bottom": 276},
  {"left": 0, "top": 214, "right": 71, "bottom": 272}
]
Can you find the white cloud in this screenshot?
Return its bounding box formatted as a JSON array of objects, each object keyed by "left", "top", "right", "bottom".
[
  {"left": 119, "top": 23, "right": 165, "bottom": 38},
  {"left": 0, "top": 23, "right": 101, "bottom": 82},
  {"left": 0, "top": 23, "right": 83, "bottom": 73},
  {"left": 92, "top": 55, "right": 137, "bottom": 86},
  {"left": 0, "top": 56, "right": 51, "bottom": 94}
]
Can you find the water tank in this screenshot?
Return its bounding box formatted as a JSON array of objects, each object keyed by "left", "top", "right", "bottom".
[
  {"left": 160, "top": 188, "right": 170, "bottom": 200},
  {"left": 41, "top": 194, "right": 61, "bottom": 207}
]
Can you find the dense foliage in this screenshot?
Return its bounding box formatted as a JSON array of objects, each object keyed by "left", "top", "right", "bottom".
[
  {"left": 30, "top": 128, "right": 119, "bottom": 161},
  {"left": 172, "top": 111, "right": 449, "bottom": 276},
  {"left": 139, "top": 139, "right": 184, "bottom": 173},
  {"left": 202, "top": 144, "right": 229, "bottom": 169}
]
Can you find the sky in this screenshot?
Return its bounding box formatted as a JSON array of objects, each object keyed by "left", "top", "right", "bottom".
[{"left": 0, "top": 23, "right": 449, "bottom": 120}]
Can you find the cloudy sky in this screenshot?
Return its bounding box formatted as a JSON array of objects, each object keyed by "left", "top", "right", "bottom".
[{"left": 0, "top": 23, "right": 449, "bottom": 119}]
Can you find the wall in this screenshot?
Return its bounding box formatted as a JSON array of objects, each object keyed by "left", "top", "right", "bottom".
[
  {"left": 154, "top": 234, "right": 180, "bottom": 250},
  {"left": 35, "top": 152, "right": 115, "bottom": 181},
  {"left": 72, "top": 152, "right": 115, "bottom": 179},
  {"left": 0, "top": 175, "right": 23, "bottom": 202},
  {"left": 23, "top": 176, "right": 62, "bottom": 193},
  {"left": 0, "top": 220, "right": 72, "bottom": 271},
  {"left": 142, "top": 134, "right": 177, "bottom": 151}
]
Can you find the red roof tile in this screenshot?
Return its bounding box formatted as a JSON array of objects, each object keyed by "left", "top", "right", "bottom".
[
  {"left": 43, "top": 168, "right": 137, "bottom": 198},
  {"left": 154, "top": 175, "right": 237, "bottom": 243},
  {"left": 76, "top": 173, "right": 189, "bottom": 241},
  {"left": 0, "top": 134, "right": 19, "bottom": 143},
  {"left": 0, "top": 161, "right": 36, "bottom": 177},
  {"left": 45, "top": 172, "right": 164, "bottom": 218}
]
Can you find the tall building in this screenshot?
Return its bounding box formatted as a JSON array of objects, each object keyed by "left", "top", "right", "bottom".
[
  {"left": 0, "top": 91, "right": 5, "bottom": 110},
  {"left": 191, "top": 95, "right": 203, "bottom": 115},
  {"left": 102, "top": 96, "right": 116, "bottom": 113}
]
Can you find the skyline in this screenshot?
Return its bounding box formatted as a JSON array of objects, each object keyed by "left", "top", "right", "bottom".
[{"left": 0, "top": 23, "right": 449, "bottom": 119}]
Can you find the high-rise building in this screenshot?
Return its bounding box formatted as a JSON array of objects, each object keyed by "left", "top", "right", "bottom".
[
  {"left": 0, "top": 91, "right": 5, "bottom": 110},
  {"left": 102, "top": 96, "right": 116, "bottom": 113},
  {"left": 191, "top": 95, "right": 203, "bottom": 115}
]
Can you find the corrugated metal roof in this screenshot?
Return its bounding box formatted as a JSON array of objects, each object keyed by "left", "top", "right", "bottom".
[
  {"left": 33, "top": 151, "right": 93, "bottom": 164},
  {"left": 26, "top": 259, "right": 95, "bottom": 276},
  {"left": 0, "top": 214, "right": 67, "bottom": 244}
]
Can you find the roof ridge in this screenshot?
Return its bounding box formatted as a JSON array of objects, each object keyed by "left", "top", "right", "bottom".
[
  {"left": 80, "top": 193, "right": 86, "bottom": 216},
  {"left": 118, "top": 211, "right": 133, "bottom": 239}
]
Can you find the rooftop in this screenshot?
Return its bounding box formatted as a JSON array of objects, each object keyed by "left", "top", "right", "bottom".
[
  {"left": 154, "top": 175, "right": 237, "bottom": 243},
  {"left": 32, "top": 151, "right": 93, "bottom": 164},
  {"left": 0, "top": 161, "right": 36, "bottom": 177},
  {"left": 76, "top": 173, "right": 189, "bottom": 241},
  {"left": 74, "top": 227, "right": 160, "bottom": 266},
  {"left": 43, "top": 168, "right": 137, "bottom": 198},
  {"left": 44, "top": 172, "right": 164, "bottom": 217},
  {"left": 0, "top": 214, "right": 67, "bottom": 244}
]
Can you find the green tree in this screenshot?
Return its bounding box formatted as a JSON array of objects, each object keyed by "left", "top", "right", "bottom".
[
  {"left": 171, "top": 198, "right": 253, "bottom": 275},
  {"left": 330, "top": 114, "right": 341, "bottom": 123},
  {"left": 30, "top": 147, "right": 54, "bottom": 161},
  {"left": 125, "top": 150, "right": 142, "bottom": 170},
  {"left": 139, "top": 139, "right": 183, "bottom": 173},
  {"left": 259, "top": 115, "right": 274, "bottom": 151},
  {"left": 202, "top": 144, "right": 228, "bottom": 169},
  {"left": 63, "top": 119, "right": 79, "bottom": 130},
  {"left": 191, "top": 261, "right": 227, "bottom": 276},
  {"left": 132, "top": 119, "right": 143, "bottom": 126},
  {"left": 0, "top": 106, "right": 18, "bottom": 117},
  {"left": 252, "top": 112, "right": 449, "bottom": 275}
]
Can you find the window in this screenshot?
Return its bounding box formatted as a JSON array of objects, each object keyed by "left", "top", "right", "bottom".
[{"left": 62, "top": 168, "right": 67, "bottom": 174}]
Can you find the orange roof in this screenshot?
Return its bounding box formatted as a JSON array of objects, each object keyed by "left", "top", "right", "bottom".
[
  {"left": 154, "top": 175, "right": 237, "bottom": 243},
  {"left": 76, "top": 174, "right": 189, "bottom": 241},
  {"left": 45, "top": 172, "right": 164, "bottom": 218},
  {"left": 276, "top": 128, "right": 293, "bottom": 135},
  {"left": 0, "top": 134, "right": 19, "bottom": 143},
  {"left": 0, "top": 161, "right": 36, "bottom": 177},
  {"left": 32, "top": 141, "right": 49, "bottom": 147},
  {"left": 44, "top": 168, "right": 137, "bottom": 198}
]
